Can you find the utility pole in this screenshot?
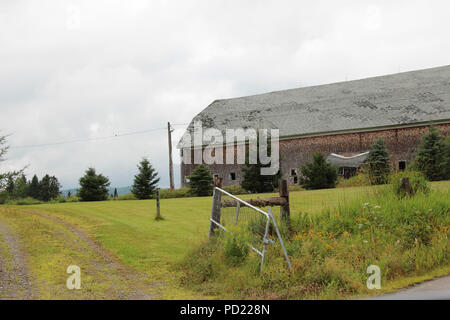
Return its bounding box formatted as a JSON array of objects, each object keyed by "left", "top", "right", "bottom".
[{"left": 168, "top": 122, "right": 175, "bottom": 190}]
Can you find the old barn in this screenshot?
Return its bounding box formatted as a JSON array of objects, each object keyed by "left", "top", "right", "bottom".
[{"left": 179, "top": 65, "right": 450, "bottom": 187}]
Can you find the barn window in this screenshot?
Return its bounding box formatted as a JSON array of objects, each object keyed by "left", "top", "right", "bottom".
[
  {"left": 338, "top": 167, "right": 344, "bottom": 175},
  {"left": 293, "top": 176, "right": 298, "bottom": 184},
  {"left": 290, "top": 168, "right": 298, "bottom": 176},
  {"left": 213, "top": 174, "right": 219, "bottom": 179},
  {"left": 230, "top": 172, "right": 236, "bottom": 180},
  {"left": 398, "top": 161, "right": 406, "bottom": 171}
]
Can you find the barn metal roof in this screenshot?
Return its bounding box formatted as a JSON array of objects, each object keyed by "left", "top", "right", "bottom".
[
  {"left": 327, "top": 152, "right": 369, "bottom": 168},
  {"left": 179, "top": 65, "right": 450, "bottom": 147}
]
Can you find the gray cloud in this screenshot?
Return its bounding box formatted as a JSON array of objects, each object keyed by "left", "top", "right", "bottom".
[{"left": 1, "top": 0, "right": 449, "bottom": 189}]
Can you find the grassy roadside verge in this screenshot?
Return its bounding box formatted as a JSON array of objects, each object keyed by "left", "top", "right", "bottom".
[{"left": 181, "top": 185, "right": 450, "bottom": 299}]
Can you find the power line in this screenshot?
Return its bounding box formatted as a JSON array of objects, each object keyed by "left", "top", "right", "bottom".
[{"left": 10, "top": 126, "right": 170, "bottom": 149}]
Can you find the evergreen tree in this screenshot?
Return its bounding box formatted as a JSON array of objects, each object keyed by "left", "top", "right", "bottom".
[
  {"left": 444, "top": 136, "right": 450, "bottom": 180},
  {"left": 39, "top": 174, "right": 61, "bottom": 201},
  {"left": 113, "top": 188, "right": 118, "bottom": 199},
  {"left": 131, "top": 158, "right": 160, "bottom": 199},
  {"left": 6, "top": 176, "right": 14, "bottom": 194},
  {"left": 188, "top": 164, "right": 213, "bottom": 196},
  {"left": 241, "top": 135, "right": 281, "bottom": 193},
  {"left": 77, "top": 168, "right": 110, "bottom": 201},
  {"left": 13, "top": 174, "right": 29, "bottom": 198},
  {"left": 299, "top": 152, "right": 338, "bottom": 190},
  {"left": 413, "top": 127, "right": 445, "bottom": 181},
  {"left": 67, "top": 191, "right": 72, "bottom": 198},
  {"left": 365, "top": 139, "right": 391, "bottom": 185},
  {"left": 28, "top": 175, "right": 40, "bottom": 199}
]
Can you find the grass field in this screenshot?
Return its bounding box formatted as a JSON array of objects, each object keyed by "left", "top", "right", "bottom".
[{"left": 0, "top": 181, "right": 449, "bottom": 299}]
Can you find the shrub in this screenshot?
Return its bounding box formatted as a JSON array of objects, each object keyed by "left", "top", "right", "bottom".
[
  {"left": 159, "top": 188, "right": 191, "bottom": 199},
  {"left": 299, "top": 153, "right": 338, "bottom": 190},
  {"left": 116, "top": 193, "right": 137, "bottom": 201},
  {"left": 224, "top": 231, "right": 249, "bottom": 266},
  {"left": 0, "top": 191, "right": 8, "bottom": 204},
  {"left": 337, "top": 173, "right": 371, "bottom": 188},
  {"left": 221, "top": 184, "right": 247, "bottom": 195},
  {"left": 391, "top": 171, "right": 430, "bottom": 198},
  {"left": 6, "top": 197, "right": 42, "bottom": 205}
]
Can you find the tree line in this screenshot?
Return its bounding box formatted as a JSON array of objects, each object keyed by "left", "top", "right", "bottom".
[
  {"left": 4, "top": 174, "right": 61, "bottom": 201},
  {"left": 1, "top": 126, "right": 449, "bottom": 203}
]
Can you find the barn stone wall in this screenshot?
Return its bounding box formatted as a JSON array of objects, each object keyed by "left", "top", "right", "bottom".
[{"left": 180, "top": 123, "right": 450, "bottom": 187}]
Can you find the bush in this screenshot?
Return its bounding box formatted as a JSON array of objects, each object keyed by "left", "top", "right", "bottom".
[
  {"left": 300, "top": 153, "right": 338, "bottom": 190},
  {"left": 159, "top": 188, "right": 190, "bottom": 199},
  {"left": 0, "top": 192, "right": 8, "bottom": 204},
  {"left": 221, "top": 184, "right": 247, "bottom": 195},
  {"left": 223, "top": 231, "right": 250, "bottom": 266},
  {"left": 116, "top": 193, "right": 137, "bottom": 201},
  {"left": 337, "top": 173, "right": 371, "bottom": 188},
  {"left": 6, "top": 197, "right": 42, "bottom": 205},
  {"left": 391, "top": 171, "right": 430, "bottom": 198}
]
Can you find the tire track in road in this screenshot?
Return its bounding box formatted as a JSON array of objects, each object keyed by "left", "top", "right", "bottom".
[
  {"left": 22, "top": 209, "right": 163, "bottom": 300},
  {"left": 0, "top": 219, "right": 34, "bottom": 300}
]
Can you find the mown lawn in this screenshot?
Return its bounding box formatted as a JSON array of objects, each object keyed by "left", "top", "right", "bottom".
[{"left": 1, "top": 180, "right": 449, "bottom": 299}]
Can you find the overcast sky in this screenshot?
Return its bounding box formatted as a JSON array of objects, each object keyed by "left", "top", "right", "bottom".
[{"left": 1, "top": 0, "right": 449, "bottom": 189}]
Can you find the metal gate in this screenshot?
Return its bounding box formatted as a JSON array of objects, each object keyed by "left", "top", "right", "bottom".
[{"left": 209, "top": 187, "right": 292, "bottom": 273}]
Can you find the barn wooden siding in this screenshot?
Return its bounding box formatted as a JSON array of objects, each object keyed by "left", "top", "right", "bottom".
[{"left": 180, "top": 123, "right": 450, "bottom": 187}]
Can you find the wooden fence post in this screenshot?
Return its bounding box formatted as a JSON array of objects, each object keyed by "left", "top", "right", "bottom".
[
  {"left": 279, "top": 179, "right": 290, "bottom": 224},
  {"left": 208, "top": 177, "right": 223, "bottom": 239},
  {"left": 401, "top": 177, "right": 412, "bottom": 196},
  {"left": 155, "top": 189, "right": 162, "bottom": 220}
]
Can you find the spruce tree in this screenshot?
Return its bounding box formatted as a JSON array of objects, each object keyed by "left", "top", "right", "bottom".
[
  {"left": 77, "top": 168, "right": 110, "bottom": 201},
  {"left": 114, "top": 188, "right": 118, "bottom": 199},
  {"left": 299, "top": 152, "right": 338, "bottom": 190},
  {"left": 241, "top": 135, "right": 281, "bottom": 193},
  {"left": 365, "top": 139, "right": 391, "bottom": 185},
  {"left": 413, "top": 127, "right": 445, "bottom": 181},
  {"left": 28, "top": 175, "right": 40, "bottom": 199},
  {"left": 188, "top": 164, "right": 213, "bottom": 196},
  {"left": 131, "top": 158, "right": 160, "bottom": 199}
]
